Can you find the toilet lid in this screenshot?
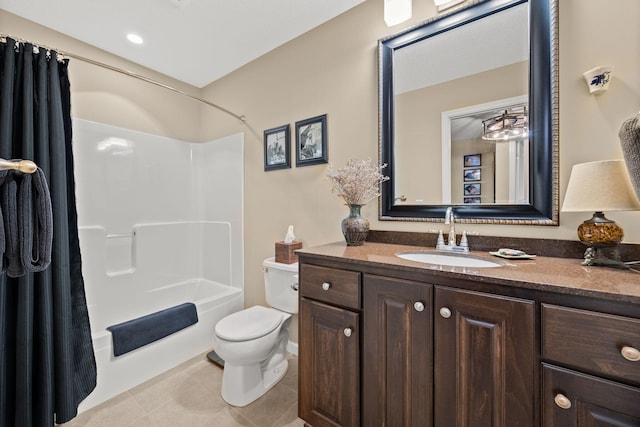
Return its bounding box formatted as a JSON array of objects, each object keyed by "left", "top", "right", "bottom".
[{"left": 215, "top": 306, "right": 284, "bottom": 341}]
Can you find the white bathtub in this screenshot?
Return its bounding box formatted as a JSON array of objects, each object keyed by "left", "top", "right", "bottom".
[{"left": 79, "top": 278, "right": 243, "bottom": 412}]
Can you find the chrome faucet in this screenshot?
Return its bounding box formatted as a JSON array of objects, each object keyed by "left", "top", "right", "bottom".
[{"left": 436, "top": 207, "right": 469, "bottom": 252}]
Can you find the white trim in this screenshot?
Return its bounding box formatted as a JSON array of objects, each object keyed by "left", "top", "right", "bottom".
[
  {"left": 286, "top": 340, "right": 298, "bottom": 356},
  {"left": 440, "top": 95, "right": 528, "bottom": 203}
]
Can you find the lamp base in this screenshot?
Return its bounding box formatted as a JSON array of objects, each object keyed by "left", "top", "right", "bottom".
[{"left": 581, "top": 246, "right": 629, "bottom": 268}]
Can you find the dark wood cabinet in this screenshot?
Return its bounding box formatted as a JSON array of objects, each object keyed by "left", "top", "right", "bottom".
[
  {"left": 297, "top": 250, "right": 639, "bottom": 427},
  {"left": 541, "top": 304, "right": 640, "bottom": 426},
  {"left": 433, "top": 287, "right": 536, "bottom": 427},
  {"left": 542, "top": 364, "right": 640, "bottom": 426},
  {"left": 362, "top": 275, "right": 433, "bottom": 427},
  {"left": 299, "top": 298, "right": 360, "bottom": 427}
]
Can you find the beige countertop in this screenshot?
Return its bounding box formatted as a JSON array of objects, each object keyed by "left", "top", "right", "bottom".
[{"left": 297, "top": 242, "right": 640, "bottom": 306}]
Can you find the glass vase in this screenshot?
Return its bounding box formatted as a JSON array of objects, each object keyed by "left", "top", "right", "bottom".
[{"left": 341, "top": 204, "right": 369, "bottom": 246}]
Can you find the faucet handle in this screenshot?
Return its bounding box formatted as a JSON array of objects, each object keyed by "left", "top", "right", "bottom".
[
  {"left": 459, "top": 231, "right": 469, "bottom": 248},
  {"left": 436, "top": 230, "right": 445, "bottom": 247}
]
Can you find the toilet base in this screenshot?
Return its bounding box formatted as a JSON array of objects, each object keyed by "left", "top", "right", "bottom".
[{"left": 221, "top": 357, "right": 288, "bottom": 407}]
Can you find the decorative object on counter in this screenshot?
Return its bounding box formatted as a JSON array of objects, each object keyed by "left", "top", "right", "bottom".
[
  {"left": 619, "top": 112, "right": 640, "bottom": 199},
  {"left": 295, "top": 114, "right": 327, "bottom": 167},
  {"left": 490, "top": 248, "right": 536, "bottom": 260},
  {"left": 263, "top": 124, "right": 291, "bottom": 171},
  {"left": 583, "top": 65, "right": 613, "bottom": 94},
  {"left": 326, "top": 158, "right": 389, "bottom": 246},
  {"left": 562, "top": 160, "right": 640, "bottom": 267}
]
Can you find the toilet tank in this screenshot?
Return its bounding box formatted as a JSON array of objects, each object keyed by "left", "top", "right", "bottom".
[{"left": 263, "top": 257, "right": 299, "bottom": 314}]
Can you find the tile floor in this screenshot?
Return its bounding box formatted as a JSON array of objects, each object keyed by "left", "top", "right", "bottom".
[{"left": 60, "top": 353, "right": 304, "bottom": 427}]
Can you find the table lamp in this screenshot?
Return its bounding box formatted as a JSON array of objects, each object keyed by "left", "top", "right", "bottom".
[{"left": 562, "top": 160, "right": 640, "bottom": 267}]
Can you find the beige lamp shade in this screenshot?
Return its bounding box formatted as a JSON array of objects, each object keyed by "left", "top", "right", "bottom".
[{"left": 562, "top": 160, "right": 640, "bottom": 212}]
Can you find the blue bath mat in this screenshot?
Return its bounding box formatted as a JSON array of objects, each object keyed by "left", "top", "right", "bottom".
[{"left": 107, "top": 302, "right": 198, "bottom": 357}]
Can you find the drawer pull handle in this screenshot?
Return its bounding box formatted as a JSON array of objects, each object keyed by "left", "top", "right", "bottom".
[
  {"left": 621, "top": 346, "right": 640, "bottom": 362},
  {"left": 414, "top": 302, "right": 425, "bottom": 312},
  {"left": 321, "top": 282, "right": 331, "bottom": 291},
  {"left": 554, "top": 393, "right": 571, "bottom": 410},
  {"left": 440, "top": 307, "right": 452, "bottom": 319},
  {"left": 344, "top": 328, "right": 352, "bottom": 337}
]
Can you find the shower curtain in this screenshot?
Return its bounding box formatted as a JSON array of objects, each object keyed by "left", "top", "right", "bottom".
[{"left": 0, "top": 38, "right": 96, "bottom": 426}]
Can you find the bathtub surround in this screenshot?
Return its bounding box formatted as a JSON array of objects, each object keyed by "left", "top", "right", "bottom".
[
  {"left": 72, "top": 121, "right": 244, "bottom": 411},
  {"left": 0, "top": 39, "right": 96, "bottom": 425},
  {"left": 107, "top": 302, "right": 199, "bottom": 357}
]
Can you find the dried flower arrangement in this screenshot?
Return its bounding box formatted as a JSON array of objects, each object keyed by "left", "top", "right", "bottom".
[{"left": 326, "top": 158, "right": 389, "bottom": 206}]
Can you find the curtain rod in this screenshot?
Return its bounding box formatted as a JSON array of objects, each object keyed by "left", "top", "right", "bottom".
[{"left": 0, "top": 33, "right": 246, "bottom": 124}]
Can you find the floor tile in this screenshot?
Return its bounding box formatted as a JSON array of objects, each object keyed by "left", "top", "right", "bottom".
[{"left": 61, "top": 353, "right": 301, "bottom": 427}]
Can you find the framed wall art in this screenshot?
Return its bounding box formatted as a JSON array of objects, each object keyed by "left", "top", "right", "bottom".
[
  {"left": 464, "top": 154, "right": 481, "bottom": 167},
  {"left": 264, "top": 124, "right": 291, "bottom": 171},
  {"left": 463, "top": 168, "right": 481, "bottom": 182},
  {"left": 295, "top": 114, "right": 327, "bottom": 167},
  {"left": 464, "top": 183, "right": 481, "bottom": 196}
]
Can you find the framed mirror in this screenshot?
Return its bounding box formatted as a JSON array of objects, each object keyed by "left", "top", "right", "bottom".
[{"left": 378, "top": 0, "right": 558, "bottom": 224}]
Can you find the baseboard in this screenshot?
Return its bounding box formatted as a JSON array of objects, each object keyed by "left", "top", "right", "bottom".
[{"left": 286, "top": 340, "right": 298, "bottom": 356}]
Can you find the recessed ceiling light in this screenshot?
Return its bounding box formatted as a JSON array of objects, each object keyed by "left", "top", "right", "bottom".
[{"left": 126, "top": 33, "right": 144, "bottom": 45}]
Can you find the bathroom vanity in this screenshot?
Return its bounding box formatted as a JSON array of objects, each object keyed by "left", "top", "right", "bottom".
[{"left": 297, "top": 242, "right": 640, "bottom": 427}]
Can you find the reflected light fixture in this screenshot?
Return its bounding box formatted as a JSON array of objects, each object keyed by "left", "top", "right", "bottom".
[
  {"left": 384, "top": 0, "right": 412, "bottom": 26},
  {"left": 562, "top": 160, "right": 640, "bottom": 267},
  {"left": 482, "top": 106, "right": 528, "bottom": 141}
]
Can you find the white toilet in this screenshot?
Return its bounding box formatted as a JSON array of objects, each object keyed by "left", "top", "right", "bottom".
[{"left": 213, "top": 257, "right": 298, "bottom": 407}]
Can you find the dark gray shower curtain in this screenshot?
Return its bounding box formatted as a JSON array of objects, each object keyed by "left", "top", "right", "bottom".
[{"left": 0, "top": 38, "right": 96, "bottom": 426}]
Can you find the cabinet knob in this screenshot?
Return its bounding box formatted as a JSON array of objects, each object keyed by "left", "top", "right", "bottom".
[
  {"left": 344, "top": 328, "right": 352, "bottom": 337},
  {"left": 439, "top": 307, "right": 452, "bottom": 318},
  {"left": 621, "top": 346, "right": 640, "bottom": 362},
  {"left": 321, "top": 282, "right": 331, "bottom": 291},
  {"left": 554, "top": 393, "right": 572, "bottom": 410},
  {"left": 414, "top": 302, "right": 425, "bottom": 312}
]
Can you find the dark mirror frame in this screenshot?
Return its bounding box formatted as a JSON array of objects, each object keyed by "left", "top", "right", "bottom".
[{"left": 378, "top": 0, "right": 559, "bottom": 224}]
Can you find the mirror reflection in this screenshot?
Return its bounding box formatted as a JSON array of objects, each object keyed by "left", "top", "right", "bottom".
[{"left": 393, "top": 3, "right": 528, "bottom": 207}]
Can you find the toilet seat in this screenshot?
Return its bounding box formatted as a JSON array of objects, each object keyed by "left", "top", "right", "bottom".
[{"left": 215, "top": 306, "right": 284, "bottom": 342}]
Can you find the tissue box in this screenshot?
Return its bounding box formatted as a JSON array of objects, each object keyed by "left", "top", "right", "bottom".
[{"left": 275, "top": 241, "right": 302, "bottom": 264}]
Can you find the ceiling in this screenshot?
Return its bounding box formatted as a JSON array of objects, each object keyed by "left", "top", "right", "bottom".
[{"left": 0, "top": 0, "right": 365, "bottom": 88}]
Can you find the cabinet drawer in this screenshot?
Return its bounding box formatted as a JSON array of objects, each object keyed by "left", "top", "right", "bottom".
[
  {"left": 300, "top": 264, "right": 361, "bottom": 310},
  {"left": 542, "top": 304, "right": 640, "bottom": 384}
]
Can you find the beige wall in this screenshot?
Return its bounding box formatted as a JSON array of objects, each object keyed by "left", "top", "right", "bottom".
[{"left": 3, "top": 0, "right": 640, "bottom": 344}]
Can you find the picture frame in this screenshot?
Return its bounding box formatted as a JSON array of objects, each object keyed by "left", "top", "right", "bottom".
[
  {"left": 464, "top": 196, "right": 482, "bottom": 204},
  {"left": 295, "top": 114, "right": 327, "bottom": 167},
  {"left": 264, "top": 124, "right": 291, "bottom": 171},
  {"left": 464, "top": 154, "right": 481, "bottom": 167},
  {"left": 463, "top": 168, "right": 481, "bottom": 182},
  {"left": 464, "top": 183, "right": 481, "bottom": 196}
]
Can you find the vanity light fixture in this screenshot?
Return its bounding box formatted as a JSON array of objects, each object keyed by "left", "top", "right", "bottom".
[
  {"left": 433, "top": 0, "right": 467, "bottom": 12},
  {"left": 482, "top": 106, "right": 528, "bottom": 141},
  {"left": 384, "top": 0, "right": 412, "bottom": 26},
  {"left": 562, "top": 160, "right": 640, "bottom": 267}
]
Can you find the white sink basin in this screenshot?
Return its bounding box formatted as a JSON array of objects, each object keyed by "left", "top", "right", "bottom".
[{"left": 396, "top": 251, "right": 504, "bottom": 268}]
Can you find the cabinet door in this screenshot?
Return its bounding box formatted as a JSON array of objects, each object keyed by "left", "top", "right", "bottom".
[
  {"left": 542, "top": 364, "right": 640, "bottom": 426},
  {"left": 362, "top": 275, "right": 433, "bottom": 427},
  {"left": 299, "top": 298, "right": 360, "bottom": 427},
  {"left": 434, "top": 287, "right": 535, "bottom": 427}
]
